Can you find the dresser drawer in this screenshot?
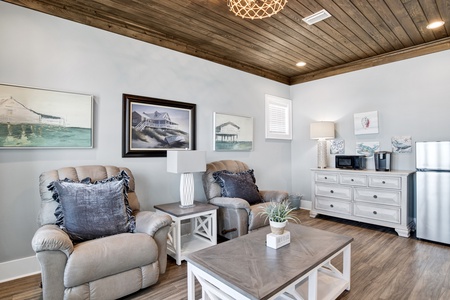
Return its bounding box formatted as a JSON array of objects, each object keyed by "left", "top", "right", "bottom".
[
  {"left": 354, "top": 188, "right": 401, "bottom": 206},
  {"left": 315, "top": 197, "right": 352, "bottom": 215},
  {"left": 368, "top": 176, "right": 401, "bottom": 189},
  {"left": 340, "top": 174, "right": 367, "bottom": 186},
  {"left": 315, "top": 172, "right": 338, "bottom": 183},
  {"left": 354, "top": 203, "right": 400, "bottom": 224},
  {"left": 315, "top": 184, "right": 352, "bottom": 200}
]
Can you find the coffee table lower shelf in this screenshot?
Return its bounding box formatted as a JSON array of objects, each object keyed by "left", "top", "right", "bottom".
[{"left": 276, "top": 266, "right": 350, "bottom": 300}]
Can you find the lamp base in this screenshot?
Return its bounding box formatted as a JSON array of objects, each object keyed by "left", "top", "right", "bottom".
[
  {"left": 180, "top": 173, "right": 195, "bottom": 207},
  {"left": 317, "top": 140, "right": 328, "bottom": 168}
]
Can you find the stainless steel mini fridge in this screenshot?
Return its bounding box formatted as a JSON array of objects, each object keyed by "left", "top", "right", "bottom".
[{"left": 416, "top": 141, "right": 450, "bottom": 244}]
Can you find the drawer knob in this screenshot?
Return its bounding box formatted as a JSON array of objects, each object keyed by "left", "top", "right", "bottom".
[
  {"left": 373, "top": 211, "right": 378, "bottom": 215},
  {"left": 324, "top": 176, "right": 327, "bottom": 179},
  {"left": 351, "top": 179, "right": 354, "bottom": 182},
  {"left": 373, "top": 195, "right": 378, "bottom": 199},
  {"left": 330, "top": 204, "right": 334, "bottom": 208},
  {"left": 330, "top": 190, "right": 334, "bottom": 193},
  {"left": 382, "top": 181, "right": 386, "bottom": 184}
]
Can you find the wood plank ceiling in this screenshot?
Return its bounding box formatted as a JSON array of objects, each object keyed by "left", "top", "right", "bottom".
[{"left": 5, "top": 0, "right": 450, "bottom": 85}]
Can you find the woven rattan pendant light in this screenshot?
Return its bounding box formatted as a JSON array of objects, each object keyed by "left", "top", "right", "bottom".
[{"left": 227, "top": 0, "right": 287, "bottom": 20}]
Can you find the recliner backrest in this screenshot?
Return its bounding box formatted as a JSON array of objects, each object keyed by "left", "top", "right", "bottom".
[
  {"left": 202, "top": 160, "right": 250, "bottom": 201},
  {"left": 38, "top": 165, "right": 140, "bottom": 226}
]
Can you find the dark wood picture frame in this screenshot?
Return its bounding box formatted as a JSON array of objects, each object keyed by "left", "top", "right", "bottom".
[{"left": 122, "top": 94, "right": 196, "bottom": 157}]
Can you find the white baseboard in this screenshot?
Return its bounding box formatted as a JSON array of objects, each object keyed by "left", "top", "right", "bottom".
[
  {"left": 0, "top": 256, "right": 41, "bottom": 283},
  {"left": 300, "top": 199, "right": 312, "bottom": 210}
]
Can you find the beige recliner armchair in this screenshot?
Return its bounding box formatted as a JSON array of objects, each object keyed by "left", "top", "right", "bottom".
[
  {"left": 202, "top": 160, "right": 289, "bottom": 240},
  {"left": 32, "top": 165, "right": 172, "bottom": 300}
]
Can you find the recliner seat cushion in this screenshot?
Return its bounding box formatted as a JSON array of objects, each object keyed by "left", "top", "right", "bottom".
[{"left": 64, "top": 232, "right": 158, "bottom": 287}]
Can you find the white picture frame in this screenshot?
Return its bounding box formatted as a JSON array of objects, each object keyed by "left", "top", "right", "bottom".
[
  {"left": 213, "top": 112, "right": 253, "bottom": 151},
  {"left": 356, "top": 141, "right": 380, "bottom": 158},
  {"left": 354, "top": 111, "right": 379, "bottom": 135},
  {"left": 0, "top": 83, "right": 93, "bottom": 148},
  {"left": 330, "top": 139, "right": 345, "bottom": 154},
  {"left": 392, "top": 136, "right": 412, "bottom": 153},
  {"left": 265, "top": 94, "right": 292, "bottom": 140}
]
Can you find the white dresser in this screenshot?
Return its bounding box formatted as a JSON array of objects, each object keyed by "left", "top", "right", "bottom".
[{"left": 310, "top": 168, "right": 415, "bottom": 237}]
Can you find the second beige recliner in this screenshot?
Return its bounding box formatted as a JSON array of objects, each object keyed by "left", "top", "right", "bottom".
[{"left": 202, "top": 160, "right": 289, "bottom": 240}]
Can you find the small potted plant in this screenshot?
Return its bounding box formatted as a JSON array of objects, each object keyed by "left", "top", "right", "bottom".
[{"left": 258, "top": 200, "right": 300, "bottom": 235}]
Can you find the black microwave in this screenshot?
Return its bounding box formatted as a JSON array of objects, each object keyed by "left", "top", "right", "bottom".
[{"left": 335, "top": 155, "right": 366, "bottom": 170}]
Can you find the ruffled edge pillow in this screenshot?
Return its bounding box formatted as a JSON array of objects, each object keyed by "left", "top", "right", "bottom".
[
  {"left": 213, "top": 169, "right": 262, "bottom": 205},
  {"left": 49, "top": 170, "right": 136, "bottom": 243}
]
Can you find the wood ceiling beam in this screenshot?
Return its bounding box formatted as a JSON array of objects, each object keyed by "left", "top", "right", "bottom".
[{"left": 290, "top": 37, "right": 450, "bottom": 85}]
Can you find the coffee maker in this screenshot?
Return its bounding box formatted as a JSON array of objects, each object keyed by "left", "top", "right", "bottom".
[{"left": 374, "top": 151, "right": 391, "bottom": 171}]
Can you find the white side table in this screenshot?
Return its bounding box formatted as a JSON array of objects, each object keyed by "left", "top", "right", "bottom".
[{"left": 154, "top": 201, "right": 218, "bottom": 265}]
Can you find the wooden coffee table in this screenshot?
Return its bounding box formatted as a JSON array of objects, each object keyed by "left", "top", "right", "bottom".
[{"left": 185, "top": 223, "right": 353, "bottom": 300}]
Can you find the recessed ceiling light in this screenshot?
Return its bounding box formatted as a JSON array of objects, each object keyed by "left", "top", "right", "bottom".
[
  {"left": 302, "top": 9, "right": 331, "bottom": 25},
  {"left": 426, "top": 21, "right": 445, "bottom": 29},
  {"left": 296, "top": 61, "right": 306, "bottom": 67}
]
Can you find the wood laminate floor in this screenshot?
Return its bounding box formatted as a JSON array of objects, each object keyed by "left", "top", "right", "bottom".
[{"left": 1, "top": 209, "right": 449, "bottom": 300}]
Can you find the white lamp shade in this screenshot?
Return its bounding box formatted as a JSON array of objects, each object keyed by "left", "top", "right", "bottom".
[
  {"left": 167, "top": 150, "right": 206, "bottom": 174},
  {"left": 310, "top": 122, "right": 335, "bottom": 140}
]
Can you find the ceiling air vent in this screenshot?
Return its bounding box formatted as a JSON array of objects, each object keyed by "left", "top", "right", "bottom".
[{"left": 302, "top": 9, "right": 331, "bottom": 25}]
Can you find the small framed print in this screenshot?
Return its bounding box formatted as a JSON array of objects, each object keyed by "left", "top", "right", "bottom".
[
  {"left": 356, "top": 141, "right": 380, "bottom": 158},
  {"left": 330, "top": 139, "right": 345, "bottom": 154},
  {"left": 354, "top": 111, "right": 379, "bottom": 135},
  {"left": 214, "top": 112, "right": 253, "bottom": 151},
  {"left": 392, "top": 136, "right": 412, "bottom": 153}
]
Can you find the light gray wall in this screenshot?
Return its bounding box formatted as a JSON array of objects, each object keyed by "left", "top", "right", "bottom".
[
  {"left": 291, "top": 49, "right": 450, "bottom": 205},
  {"left": 2, "top": 0, "right": 450, "bottom": 269},
  {"left": 0, "top": 2, "right": 291, "bottom": 264}
]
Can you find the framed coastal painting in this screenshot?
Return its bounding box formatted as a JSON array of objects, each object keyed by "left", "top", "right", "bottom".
[
  {"left": 392, "top": 136, "right": 412, "bottom": 153},
  {"left": 213, "top": 112, "right": 253, "bottom": 151},
  {"left": 354, "top": 111, "right": 379, "bottom": 135},
  {"left": 356, "top": 141, "right": 380, "bottom": 158},
  {"left": 122, "top": 94, "right": 196, "bottom": 157},
  {"left": 330, "top": 139, "right": 345, "bottom": 154},
  {"left": 0, "top": 84, "right": 93, "bottom": 148}
]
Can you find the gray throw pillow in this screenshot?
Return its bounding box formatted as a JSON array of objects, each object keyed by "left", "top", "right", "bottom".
[
  {"left": 213, "top": 169, "right": 262, "bottom": 205},
  {"left": 49, "top": 170, "right": 135, "bottom": 242}
]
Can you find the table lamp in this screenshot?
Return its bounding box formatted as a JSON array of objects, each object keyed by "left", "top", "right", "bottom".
[
  {"left": 310, "top": 122, "right": 335, "bottom": 168},
  {"left": 167, "top": 150, "right": 206, "bottom": 208}
]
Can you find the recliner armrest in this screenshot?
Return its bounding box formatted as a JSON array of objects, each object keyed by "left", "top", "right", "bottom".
[
  {"left": 135, "top": 211, "right": 172, "bottom": 274},
  {"left": 209, "top": 197, "right": 251, "bottom": 212},
  {"left": 31, "top": 224, "right": 74, "bottom": 257},
  {"left": 135, "top": 211, "right": 172, "bottom": 236},
  {"left": 260, "top": 190, "right": 289, "bottom": 203}
]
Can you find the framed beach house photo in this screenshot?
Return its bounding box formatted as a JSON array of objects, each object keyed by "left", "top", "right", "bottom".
[
  {"left": 122, "top": 94, "right": 196, "bottom": 157},
  {"left": 0, "top": 84, "right": 93, "bottom": 148},
  {"left": 213, "top": 112, "right": 253, "bottom": 151}
]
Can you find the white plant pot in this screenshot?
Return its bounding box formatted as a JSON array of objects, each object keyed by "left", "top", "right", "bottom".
[{"left": 270, "top": 220, "right": 287, "bottom": 235}]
